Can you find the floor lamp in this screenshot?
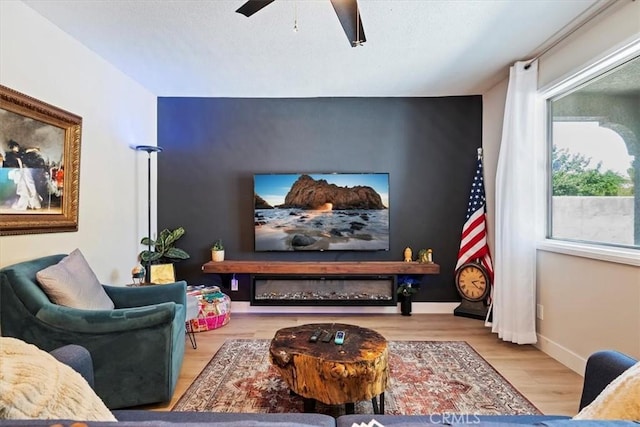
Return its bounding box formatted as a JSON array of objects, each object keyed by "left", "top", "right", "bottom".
[{"left": 135, "top": 145, "right": 163, "bottom": 283}]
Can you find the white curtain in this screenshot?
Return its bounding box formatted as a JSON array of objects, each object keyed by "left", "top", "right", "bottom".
[{"left": 492, "top": 60, "right": 540, "bottom": 344}]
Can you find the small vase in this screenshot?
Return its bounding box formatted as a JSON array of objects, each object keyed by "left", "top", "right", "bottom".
[
  {"left": 400, "top": 295, "right": 412, "bottom": 316},
  {"left": 211, "top": 250, "right": 225, "bottom": 262}
]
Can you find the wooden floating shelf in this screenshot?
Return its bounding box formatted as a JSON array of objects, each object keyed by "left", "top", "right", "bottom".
[{"left": 201, "top": 260, "right": 440, "bottom": 275}]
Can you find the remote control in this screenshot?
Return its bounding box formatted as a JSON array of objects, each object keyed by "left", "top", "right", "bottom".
[
  {"left": 334, "top": 331, "right": 345, "bottom": 345},
  {"left": 309, "top": 329, "right": 322, "bottom": 343},
  {"left": 321, "top": 330, "right": 333, "bottom": 342}
]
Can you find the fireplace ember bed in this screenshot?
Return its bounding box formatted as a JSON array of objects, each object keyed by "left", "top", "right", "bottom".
[{"left": 251, "top": 275, "right": 397, "bottom": 306}]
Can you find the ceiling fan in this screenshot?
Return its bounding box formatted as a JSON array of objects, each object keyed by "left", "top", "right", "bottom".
[{"left": 236, "top": 0, "right": 366, "bottom": 47}]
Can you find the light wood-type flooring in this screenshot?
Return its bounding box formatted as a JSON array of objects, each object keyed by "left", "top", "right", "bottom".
[{"left": 146, "top": 313, "right": 584, "bottom": 416}]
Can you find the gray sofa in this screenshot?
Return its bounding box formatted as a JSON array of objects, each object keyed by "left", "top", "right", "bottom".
[{"left": 0, "top": 345, "right": 635, "bottom": 426}]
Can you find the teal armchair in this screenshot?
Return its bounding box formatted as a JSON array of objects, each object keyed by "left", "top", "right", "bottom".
[{"left": 0, "top": 254, "right": 186, "bottom": 409}]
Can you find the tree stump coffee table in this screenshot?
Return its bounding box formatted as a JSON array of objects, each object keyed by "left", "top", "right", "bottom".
[{"left": 269, "top": 323, "right": 389, "bottom": 414}]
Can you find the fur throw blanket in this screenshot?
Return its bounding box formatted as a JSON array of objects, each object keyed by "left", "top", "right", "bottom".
[
  {"left": 575, "top": 360, "right": 640, "bottom": 420},
  {"left": 0, "top": 337, "right": 116, "bottom": 421}
]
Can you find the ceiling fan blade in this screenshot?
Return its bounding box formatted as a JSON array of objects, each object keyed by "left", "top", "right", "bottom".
[
  {"left": 236, "top": 0, "right": 276, "bottom": 17},
  {"left": 330, "top": 0, "right": 366, "bottom": 47}
]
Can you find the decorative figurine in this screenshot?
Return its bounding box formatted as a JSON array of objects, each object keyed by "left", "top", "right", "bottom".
[
  {"left": 403, "top": 247, "right": 413, "bottom": 262},
  {"left": 418, "top": 249, "right": 430, "bottom": 264},
  {"left": 427, "top": 248, "right": 433, "bottom": 263},
  {"left": 131, "top": 264, "right": 146, "bottom": 284}
]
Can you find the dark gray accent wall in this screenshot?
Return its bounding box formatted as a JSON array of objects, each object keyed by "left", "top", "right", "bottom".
[{"left": 157, "top": 97, "right": 482, "bottom": 302}]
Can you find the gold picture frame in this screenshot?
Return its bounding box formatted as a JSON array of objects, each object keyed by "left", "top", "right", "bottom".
[{"left": 0, "top": 85, "right": 82, "bottom": 235}]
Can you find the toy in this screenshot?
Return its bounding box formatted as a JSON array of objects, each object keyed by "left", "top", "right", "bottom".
[
  {"left": 403, "top": 247, "right": 413, "bottom": 262},
  {"left": 418, "top": 248, "right": 433, "bottom": 263}
]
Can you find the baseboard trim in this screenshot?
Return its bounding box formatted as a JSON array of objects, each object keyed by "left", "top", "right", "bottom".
[
  {"left": 535, "top": 332, "right": 587, "bottom": 376},
  {"left": 229, "top": 301, "right": 460, "bottom": 314}
]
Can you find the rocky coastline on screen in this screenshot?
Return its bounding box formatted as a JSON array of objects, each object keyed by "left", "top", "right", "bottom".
[{"left": 275, "top": 174, "right": 386, "bottom": 210}]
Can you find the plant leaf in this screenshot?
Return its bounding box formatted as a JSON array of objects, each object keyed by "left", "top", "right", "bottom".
[
  {"left": 140, "top": 251, "right": 162, "bottom": 263},
  {"left": 166, "top": 247, "right": 190, "bottom": 260},
  {"left": 140, "top": 237, "right": 156, "bottom": 246},
  {"left": 162, "top": 227, "right": 183, "bottom": 246}
]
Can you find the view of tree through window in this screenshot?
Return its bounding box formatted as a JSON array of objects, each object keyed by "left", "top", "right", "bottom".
[{"left": 548, "top": 55, "right": 639, "bottom": 249}]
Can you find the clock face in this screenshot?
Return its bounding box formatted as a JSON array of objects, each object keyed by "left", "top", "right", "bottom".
[{"left": 455, "top": 263, "right": 490, "bottom": 302}]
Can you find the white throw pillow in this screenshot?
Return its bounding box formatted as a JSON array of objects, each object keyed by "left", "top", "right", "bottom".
[
  {"left": 0, "top": 337, "right": 117, "bottom": 421},
  {"left": 574, "top": 360, "right": 640, "bottom": 420},
  {"left": 36, "top": 249, "right": 114, "bottom": 310}
]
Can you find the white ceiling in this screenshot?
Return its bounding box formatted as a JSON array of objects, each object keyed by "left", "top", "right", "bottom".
[{"left": 22, "top": 0, "right": 603, "bottom": 98}]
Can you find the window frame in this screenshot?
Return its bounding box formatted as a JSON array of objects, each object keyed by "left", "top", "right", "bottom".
[{"left": 538, "top": 37, "right": 640, "bottom": 267}]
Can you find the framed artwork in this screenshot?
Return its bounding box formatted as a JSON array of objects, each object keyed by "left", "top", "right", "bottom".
[{"left": 0, "top": 85, "right": 82, "bottom": 236}]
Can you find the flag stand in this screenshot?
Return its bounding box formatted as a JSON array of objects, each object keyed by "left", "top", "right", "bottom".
[{"left": 454, "top": 297, "right": 490, "bottom": 320}]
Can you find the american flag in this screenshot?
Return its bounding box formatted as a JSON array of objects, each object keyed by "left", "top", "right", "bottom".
[{"left": 455, "top": 152, "right": 494, "bottom": 281}]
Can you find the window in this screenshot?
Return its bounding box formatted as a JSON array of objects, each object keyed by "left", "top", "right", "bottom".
[{"left": 547, "top": 54, "right": 639, "bottom": 250}]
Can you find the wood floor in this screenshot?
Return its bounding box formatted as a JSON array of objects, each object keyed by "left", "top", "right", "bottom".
[{"left": 146, "top": 313, "right": 584, "bottom": 416}]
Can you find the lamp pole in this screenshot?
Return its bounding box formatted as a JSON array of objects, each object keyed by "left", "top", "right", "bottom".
[{"left": 134, "top": 145, "right": 163, "bottom": 283}]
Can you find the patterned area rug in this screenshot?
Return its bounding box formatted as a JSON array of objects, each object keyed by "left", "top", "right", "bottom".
[{"left": 173, "top": 339, "right": 541, "bottom": 417}]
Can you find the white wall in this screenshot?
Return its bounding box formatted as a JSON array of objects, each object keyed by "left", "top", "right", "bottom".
[
  {"left": 0, "top": 1, "right": 157, "bottom": 284},
  {"left": 483, "top": 0, "right": 640, "bottom": 373}
]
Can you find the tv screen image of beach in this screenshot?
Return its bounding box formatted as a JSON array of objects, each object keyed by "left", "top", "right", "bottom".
[{"left": 254, "top": 173, "right": 390, "bottom": 252}]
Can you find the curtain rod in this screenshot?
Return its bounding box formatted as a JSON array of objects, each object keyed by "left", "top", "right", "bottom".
[{"left": 524, "top": 0, "right": 627, "bottom": 70}]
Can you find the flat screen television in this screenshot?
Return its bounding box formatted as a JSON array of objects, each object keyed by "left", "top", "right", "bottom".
[{"left": 254, "top": 173, "right": 390, "bottom": 252}]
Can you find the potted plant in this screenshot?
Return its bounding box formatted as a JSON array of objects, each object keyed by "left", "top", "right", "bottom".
[
  {"left": 139, "top": 226, "right": 190, "bottom": 283},
  {"left": 211, "top": 239, "right": 225, "bottom": 262},
  {"left": 397, "top": 275, "right": 420, "bottom": 316}
]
